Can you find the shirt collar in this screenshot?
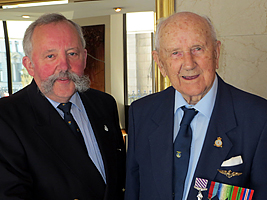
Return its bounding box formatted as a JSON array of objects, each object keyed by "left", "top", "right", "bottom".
[
  {"left": 174, "top": 75, "right": 218, "bottom": 119},
  {"left": 46, "top": 92, "right": 83, "bottom": 112}
]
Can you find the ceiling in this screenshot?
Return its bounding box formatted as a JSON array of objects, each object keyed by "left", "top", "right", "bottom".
[{"left": 0, "top": 0, "right": 155, "bottom": 21}]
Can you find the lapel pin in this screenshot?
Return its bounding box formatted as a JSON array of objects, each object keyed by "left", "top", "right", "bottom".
[
  {"left": 214, "top": 137, "right": 223, "bottom": 148},
  {"left": 176, "top": 151, "right": 182, "bottom": 158},
  {"left": 104, "top": 125, "right": 108, "bottom": 131},
  {"left": 217, "top": 169, "right": 242, "bottom": 178},
  {"left": 194, "top": 178, "right": 208, "bottom": 200}
]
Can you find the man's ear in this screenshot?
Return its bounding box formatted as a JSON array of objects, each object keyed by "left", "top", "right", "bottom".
[
  {"left": 214, "top": 40, "right": 221, "bottom": 69},
  {"left": 152, "top": 50, "right": 167, "bottom": 77},
  {"left": 22, "top": 56, "right": 34, "bottom": 76},
  {"left": 83, "top": 49, "right": 87, "bottom": 70}
]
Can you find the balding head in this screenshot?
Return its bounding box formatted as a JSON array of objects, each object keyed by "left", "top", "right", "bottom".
[{"left": 155, "top": 12, "right": 217, "bottom": 51}]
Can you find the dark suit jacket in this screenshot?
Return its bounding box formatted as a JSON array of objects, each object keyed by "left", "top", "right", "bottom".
[
  {"left": 125, "top": 75, "right": 267, "bottom": 200},
  {"left": 0, "top": 80, "right": 126, "bottom": 200}
]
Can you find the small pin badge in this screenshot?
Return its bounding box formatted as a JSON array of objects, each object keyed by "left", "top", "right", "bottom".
[
  {"left": 176, "top": 151, "right": 181, "bottom": 158},
  {"left": 104, "top": 125, "right": 108, "bottom": 131},
  {"left": 214, "top": 137, "right": 223, "bottom": 148}
]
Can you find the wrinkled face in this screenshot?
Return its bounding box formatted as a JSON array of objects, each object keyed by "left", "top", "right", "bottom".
[
  {"left": 153, "top": 13, "right": 221, "bottom": 104},
  {"left": 23, "top": 21, "right": 87, "bottom": 103}
]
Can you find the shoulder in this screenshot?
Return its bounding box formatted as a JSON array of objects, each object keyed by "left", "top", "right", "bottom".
[
  {"left": 130, "top": 86, "right": 175, "bottom": 108},
  {"left": 80, "top": 88, "right": 117, "bottom": 108},
  {"left": 0, "top": 84, "right": 29, "bottom": 109},
  {"left": 129, "top": 86, "right": 175, "bottom": 119},
  {"left": 219, "top": 78, "right": 267, "bottom": 115},
  {"left": 82, "top": 88, "right": 115, "bottom": 101},
  {"left": 225, "top": 81, "right": 266, "bottom": 105}
]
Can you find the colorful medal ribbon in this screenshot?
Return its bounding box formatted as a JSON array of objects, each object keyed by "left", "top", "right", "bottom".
[
  {"left": 206, "top": 180, "right": 254, "bottom": 200},
  {"left": 208, "top": 181, "right": 220, "bottom": 199}
]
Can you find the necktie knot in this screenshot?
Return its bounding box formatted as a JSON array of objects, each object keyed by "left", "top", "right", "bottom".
[
  {"left": 180, "top": 106, "right": 198, "bottom": 126},
  {"left": 58, "top": 102, "right": 72, "bottom": 115}
]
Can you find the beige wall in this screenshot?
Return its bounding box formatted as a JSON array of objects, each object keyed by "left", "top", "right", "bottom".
[{"left": 176, "top": 0, "right": 267, "bottom": 99}]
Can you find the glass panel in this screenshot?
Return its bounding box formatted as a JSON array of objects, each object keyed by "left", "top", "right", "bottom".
[
  {"left": 0, "top": 21, "right": 9, "bottom": 97},
  {"left": 126, "top": 12, "right": 154, "bottom": 105},
  {"left": 7, "top": 21, "right": 33, "bottom": 94}
]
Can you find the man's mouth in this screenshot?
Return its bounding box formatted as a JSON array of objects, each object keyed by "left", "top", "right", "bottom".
[
  {"left": 57, "top": 77, "right": 69, "bottom": 81},
  {"left": 182, "top": 75, "right": 199, "bottom": 80}
]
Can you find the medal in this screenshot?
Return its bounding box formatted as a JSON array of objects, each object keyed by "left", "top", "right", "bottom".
[{"left": 194, "top": 178, "right": 208, "bottom": 200}]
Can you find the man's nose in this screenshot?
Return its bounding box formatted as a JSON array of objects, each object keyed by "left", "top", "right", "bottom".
[
  {"left": 58, "top": 55, "right": 70, "bottom": 71},
  {"left": 182, "top": 52, "right": 195, "bottom": 70}
]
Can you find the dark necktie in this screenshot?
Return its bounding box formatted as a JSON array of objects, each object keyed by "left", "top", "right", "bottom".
[
  {"left": 58, "top": 102, "right": 86, "bottom": 148},
  {"left": 173, "top": 106, "right": 198, "bottom": 200}
]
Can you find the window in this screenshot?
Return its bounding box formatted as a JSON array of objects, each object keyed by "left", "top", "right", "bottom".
[
  {"left": 126, "top": 12, "right": 155, "bottom": 105},
  {"left": 7, "top": 21, "right": 33, "bottom": 94},
  {"left": 0, "top": 20, "right": 32, "bottom": 97}
]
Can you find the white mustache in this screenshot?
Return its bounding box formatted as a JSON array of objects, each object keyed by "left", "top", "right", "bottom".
[{"left": 41, "top": 70, "right": 90, "bottom": 94}]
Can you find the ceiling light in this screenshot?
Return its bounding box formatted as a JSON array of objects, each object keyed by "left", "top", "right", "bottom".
[
  {"left": 2, "top": 0, "right": 68, "bottom": 9},
  {"left": 114, "top": 7, "right": 122, "bottom": 13},
  {"left": 22, "top": 15, "right": 30, "bottom": 19}
]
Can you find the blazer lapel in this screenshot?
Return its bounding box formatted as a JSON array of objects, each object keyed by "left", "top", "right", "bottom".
[
  {"left": 187, "top": 76, "right": 237, "bottom": 199},
  {"left": 148, "top": 87, "right": 175, "bottom": 200},
  {"left": 79, "top": 91, "right": 121, "bottom": 191},
  {"left": 27, "top": 81, "right": 105, "bottom": 199}
]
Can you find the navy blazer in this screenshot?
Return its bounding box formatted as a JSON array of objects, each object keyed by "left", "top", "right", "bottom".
[
  {"left": 0, "top": 80, "right": 126, "bottom": 200},
  {"left": 125, "top": 75, "right": 267, "bottom": 200}
]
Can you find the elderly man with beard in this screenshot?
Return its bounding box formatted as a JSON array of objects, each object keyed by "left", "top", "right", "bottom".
[{"left": 0, "top": 13, "right": 126, "bottom": 200}]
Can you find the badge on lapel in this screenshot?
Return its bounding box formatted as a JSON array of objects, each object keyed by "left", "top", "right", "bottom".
[
  {"left": 104, "top": 125, "right": 108, "bottom": 131},
  {"left": 214, "top": 137, "right": 223, "bottom": 148}
]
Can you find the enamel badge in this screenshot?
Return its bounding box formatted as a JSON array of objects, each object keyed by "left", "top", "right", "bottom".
[
  {"left": 176, "top": 151, "right": 181, "bottom": 158},
  {"left": 214, "top": 137, "right": 223, "bottom": 148}
]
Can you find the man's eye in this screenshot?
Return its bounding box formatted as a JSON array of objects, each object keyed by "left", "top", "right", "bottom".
[
  {"left": 192, "top": 47, "right": 202, "bottom": 52},
  {"left": 172, "top": 51, "right": 182, "bottom": 56},
  {"left": 192, "top": 47, "right": 203, "bottom": 55},
  {"left": 69, "top": 52, "right": 77, "bottom": 56},
  {"left": 47, "top": 55, "right": 54, "bottom": 58}
]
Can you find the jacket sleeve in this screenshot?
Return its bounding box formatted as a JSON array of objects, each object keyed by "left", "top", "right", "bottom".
[
  {"left": 125, "top": 105, "right": 140, "bottom": 200},
  {"left": 0, "top": 117, "right": 33, "bottom": 199},
  {"left": 250, "top": 120, "right": 267, "bottom": 199}
]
